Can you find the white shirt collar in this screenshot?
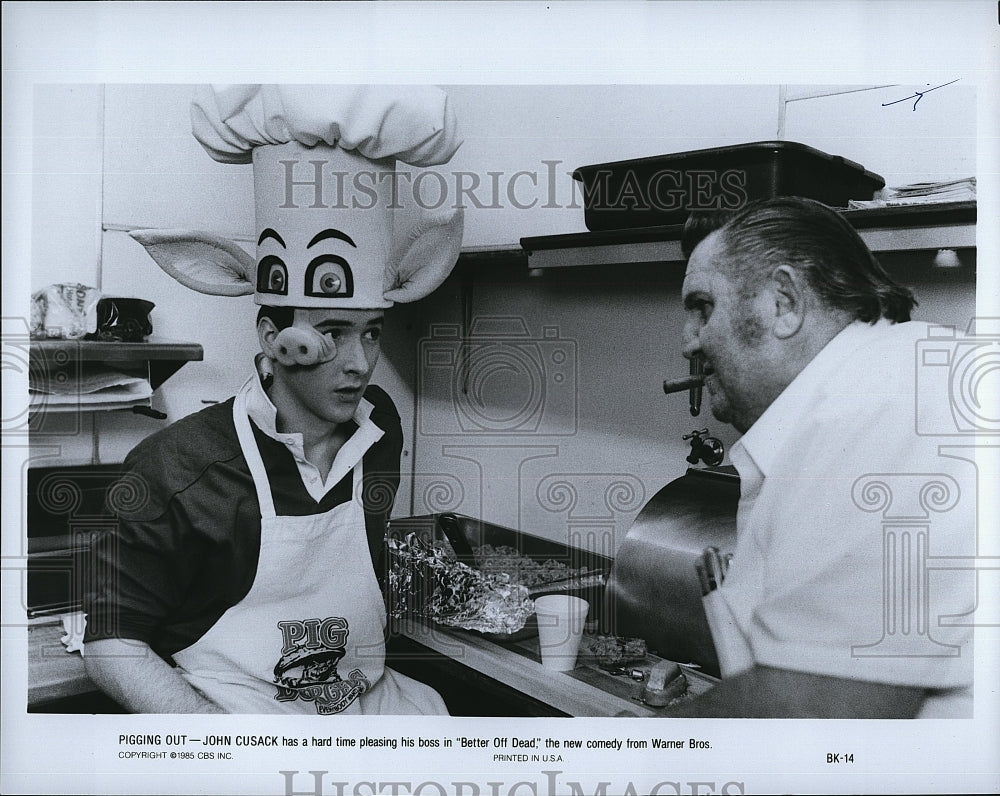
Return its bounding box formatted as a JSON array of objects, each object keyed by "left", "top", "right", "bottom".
[
  {"left": 734, "top": 319, "right": 894, "bottom": 479},
  {"left": 241, "top": 373, "right": 384, "bottom": 499},
  {"left": 243, "top": 372, "right": 376, "bottom": 446}
]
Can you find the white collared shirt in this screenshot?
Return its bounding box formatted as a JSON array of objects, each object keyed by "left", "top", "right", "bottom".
[
  {"left": 243, "top": 374, "right": 384, "bottom": 502},
  {"left": 720, "top": 319, "right": 975, "bottom": 715}
]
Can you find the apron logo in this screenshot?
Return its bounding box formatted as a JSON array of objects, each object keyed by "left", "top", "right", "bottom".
[{"left": 272, "top": 617, "right": 371, "bottom": 714}]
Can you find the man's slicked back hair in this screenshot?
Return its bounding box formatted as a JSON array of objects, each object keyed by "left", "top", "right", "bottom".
[{"left": 683, "top": 197, "right": 916, "bottom": 323}]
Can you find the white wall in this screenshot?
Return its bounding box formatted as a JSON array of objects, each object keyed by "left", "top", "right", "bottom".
[
  {"left": 783, "top": 84, "right": 977, "bottom": 187},
  {"left": 440, "top": 85, "right": 783, "bottom": 244},
  {"left": 101, "top": 84, "right": 258, "bottom": 420},
  {"left": 31, "top": 85, "right": 104, "bottom": 290}
]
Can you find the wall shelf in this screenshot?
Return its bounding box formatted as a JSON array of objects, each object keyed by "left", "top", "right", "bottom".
[
  {"left": 28, "top": 337, "right": 204, "bottom": 424},
  {"left": 29, "top": 337, "right": 203, "bottom": 392},
  {"left": 520, "top": 201, "right": 977, "bottom": 269}
]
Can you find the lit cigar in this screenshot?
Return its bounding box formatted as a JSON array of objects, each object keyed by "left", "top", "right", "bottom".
[{"left": 662, "top": 375, "right": 705, "bottom": 394}]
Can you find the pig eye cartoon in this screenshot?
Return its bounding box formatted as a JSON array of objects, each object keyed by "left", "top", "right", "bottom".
[
  {"left": 257, "top": 256, "right": 289, "bottom": 295},
  {"left": 305, "top": 255, "right": 354, "bottom": 298}
]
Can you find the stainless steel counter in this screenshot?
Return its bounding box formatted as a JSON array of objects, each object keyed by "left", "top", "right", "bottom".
[{"left": 392, "top": 618, "right": 717, "bottom": 717}]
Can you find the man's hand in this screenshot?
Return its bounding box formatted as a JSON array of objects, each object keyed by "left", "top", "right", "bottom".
[
  {"left": 84, "top": 638, "right": 226, "bottom": 714},
  {"left": 667, "top": 664, "right": 926, "bottom": 718}
]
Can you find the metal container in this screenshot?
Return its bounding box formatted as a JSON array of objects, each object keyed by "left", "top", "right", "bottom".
[
  {"left": 390, "top": 465, "right": 738, "bottom": 677},
  {"left": 603, "top": 466, "right": 739, "bottom": 678}
]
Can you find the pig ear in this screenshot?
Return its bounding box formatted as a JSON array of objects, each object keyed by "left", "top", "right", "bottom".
[
  {"left": 129, "top": 229, "right": 256, "bottom": 296},
  {"left": 383, "top": 207, "right": 464, "bottom": 303}
]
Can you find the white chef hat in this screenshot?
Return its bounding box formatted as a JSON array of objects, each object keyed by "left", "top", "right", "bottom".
[{"left": 131, "top": 84, "right": 464, "bottom": 309}]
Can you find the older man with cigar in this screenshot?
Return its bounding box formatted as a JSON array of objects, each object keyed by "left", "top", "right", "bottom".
[{"left": 665, "top": 197, "right": 974, "bottom": 718}]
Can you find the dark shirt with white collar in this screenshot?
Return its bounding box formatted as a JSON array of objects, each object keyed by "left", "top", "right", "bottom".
[{"left": 82, "top": 382, "right": 402, "bottom": 664}]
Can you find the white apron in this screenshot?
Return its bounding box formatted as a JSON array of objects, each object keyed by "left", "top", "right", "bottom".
[{"left": 171, "top": 382, "right": 447, "bottom": 715}]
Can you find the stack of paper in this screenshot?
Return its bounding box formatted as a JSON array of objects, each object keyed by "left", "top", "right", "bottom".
[
  {"left": 849, "top": 177, "right": 976, "bottom": 209},
  {"left": 29, "top": 365, "right": 153, "bottom": 413}
]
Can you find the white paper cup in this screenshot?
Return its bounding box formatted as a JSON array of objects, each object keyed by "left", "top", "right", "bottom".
[{"left": 533, "top": 595, "right": 589, "bottom": 671}]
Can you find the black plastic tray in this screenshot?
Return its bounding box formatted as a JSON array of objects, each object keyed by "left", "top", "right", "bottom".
[{"left": 572, "top": 140, "right": 885, "bottom": 231}]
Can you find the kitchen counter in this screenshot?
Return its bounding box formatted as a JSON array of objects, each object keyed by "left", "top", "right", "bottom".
[
  {"left": 27, "top": 614, "right": 716, "bottom": 715},
  {"left": 391, "top": 618, "right": 717, "bottom": 717},
  {"left": 27, "top": 619, "right": 95, "bottom": 707}
]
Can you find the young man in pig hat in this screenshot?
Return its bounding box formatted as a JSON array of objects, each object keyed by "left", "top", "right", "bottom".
[{"left": 83, "top": 85, "right": 463, "bottom": 714}]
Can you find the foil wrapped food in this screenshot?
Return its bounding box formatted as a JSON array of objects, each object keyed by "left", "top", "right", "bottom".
[
  {"left": 387, "top": 533, "right": 535, "bottom": 635},
  {"left": 473, "top": 543, "right": 588, "bottom": 587}
]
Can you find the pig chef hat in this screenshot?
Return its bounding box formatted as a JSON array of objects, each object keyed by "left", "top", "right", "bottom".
[{"left": 131, "top": 84, "right": 464, "bottom": 309}]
